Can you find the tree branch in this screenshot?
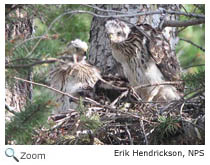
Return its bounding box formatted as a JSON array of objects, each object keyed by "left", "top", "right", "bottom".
[
  {"left": 180, "top": 38, "right": 205, "bottom": 52},
  {"left": 163, "top": 19, "right": 205, "bottom": 28},
  {"left": 81, "top": 4, "right": 128, "bottom": 14},
  {"left": 13, "top": 76, "right": 112, "bottom": 109},
  {"left": 6, "top": 59, "right": 58, "bottom": 69},
  {"left": 133, "top": 81, "right": 182, "bottom": 90},
  {"left": 14, "top": 76, "right": 80, "bottom": 101},
  {"left": 183, "top": 64, "right": 205, "bottom": 70},
  {"left": 81, "top": 5, "right": 205, "bottom": 19},
  {"left": 13, "top": 35, "right": 49, "bottom": 50}
]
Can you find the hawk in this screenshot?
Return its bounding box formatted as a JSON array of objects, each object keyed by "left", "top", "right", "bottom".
[
  {"left": 50, "top": 39, "right": 101, "bottom": 113},
  {"left": 59, "top": 39, "right": 88, "bottom": 63},
  {"left": 105, "top": 19, "right": 183, "bottom": 102}
]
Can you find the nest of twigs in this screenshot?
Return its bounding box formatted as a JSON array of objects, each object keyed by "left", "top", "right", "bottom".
[{"left": 32, "top": 75, "right": 205, "bottom": 145}]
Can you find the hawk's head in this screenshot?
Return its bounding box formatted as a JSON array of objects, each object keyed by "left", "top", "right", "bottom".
[
  {"left": 66, "top": 39, "right": 88, "bottom": 57},
  {"left": 105, "top": 19, "right": 131, "bottom": 43}
]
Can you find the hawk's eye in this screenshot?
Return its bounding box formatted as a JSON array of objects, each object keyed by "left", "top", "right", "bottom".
[{"left": 117, "top": 31, "right": 122, "bottom": 36}]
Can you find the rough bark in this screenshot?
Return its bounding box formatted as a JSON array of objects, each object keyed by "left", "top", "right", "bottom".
[{"left": 5, "top": 5, "right": 34, "bottom": 116}]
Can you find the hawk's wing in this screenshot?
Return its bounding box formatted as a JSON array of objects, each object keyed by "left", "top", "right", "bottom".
[{"left": 136, "top": 24, "right": 182, "bottom": 82}]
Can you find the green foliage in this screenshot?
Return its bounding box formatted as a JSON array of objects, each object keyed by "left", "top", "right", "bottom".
[
  {"left": 32, "top": 4, "right": 92, "bottom": 51},
  {"left": 183, "top": 69, "right": 205, "bottom": 89},
  {"left": 176, "top": 5, "right": 205, "bottom": 73},
  {"left": 5, "top": 92, "right": 54, "bottom": 144},
  {"left": 182, "top": 69, "right": 205, "bottom": 97},
  {"left": 153, "top": 116, "right": 182, "bottom": 140},
  {"left": 76, "top": 98, "right": 102, "bottom": 131}
]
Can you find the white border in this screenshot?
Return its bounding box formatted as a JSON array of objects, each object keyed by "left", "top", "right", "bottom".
[{"left": 1, "top": 1, "right": 208, "bottom": 165}]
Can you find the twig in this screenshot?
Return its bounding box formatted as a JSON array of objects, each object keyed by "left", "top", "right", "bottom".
[
  {"left": 176, "top": 26, "right": 188, "bottom": 34},
  {"left": 180, "top": 38, "right": 205, "bottom": 52},
  {"left": 183, "top": 64, "right": 205, "bottom": 70},
  {"left": 99, "top": 78, "right": 128, "bottom": 91},
  {"left": 140, "top": 119, "right": 148, "bottom": 145},
  {"left": 13, "top": 35, "right": 50, "bottom": 50},
  {"left": 193, "top": 5, "right": 204, "bottom": 12},
  {"left": 14, "top": 76, "right": 79, "bottom": 101},
  {"left": 51, "top": 113, "right": 69, "bottom": 121},
  {"left": 184, "top": 89, "right": 205, "bottom": 102},
  {"left": 26, "top": 37, "right": 43, "bottom": 58},
  {"left": 110, "top": 90, "right": 129, "bottom": 107},
  {"left": 133, "top": 81, "right": 182, "bottom": 90},
  {"left": 125, "top": 124, "right": 133, "bottom": 145},
  {"left": 6, "top": 58, "right": 58, "bottom": 69},
  {"left": 165, "top": 87, "right": 204, "bottom": 114},
  {"left": 179, "top": 102, "right": 185, "bottom": 117},
  {"left": 180, "top": 4, "right": 189, "bottom": 15},
  {"left": 81, "top": 4, "right": 128, "bottom": 14}
]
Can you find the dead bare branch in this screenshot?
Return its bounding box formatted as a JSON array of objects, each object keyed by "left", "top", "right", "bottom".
[
  {"left": 140, "top": 119, "right": 148, "bottom": 145},
  {"left": 80, "top": 5, "right": 205, "bottom": 19},
  {"left": 14, "top": 76, "right": 79, "bottom": 101},
  {"left": 183, "top": 64, "right": 205, "bottom": 70},
  {"left": 6, "top": 58, "right": 58, "bottom": 69},
  {"left": 125, "top": 124, "right": 133, "bottom": 145},
  {"left": 133, "top": 81, "right": 182, "bottom": 90},
  {"left": 180, "top": 38, "right": 205, "bottom": 52},
  {"left": 81, "top": 4, "right": 128, "bottom": 14},
  {"left": 163, "top": 19, "right": 204, "bottom": 28}
]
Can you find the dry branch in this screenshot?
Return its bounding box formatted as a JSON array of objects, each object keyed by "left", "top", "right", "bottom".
[
  {"left": 82, "top": 5, "right": 205, "bottom": 19},
  {"left": 163, "top": 19, "right": 204, "bottom": 28},
  {"left": 14, "top": 76, "right": 79, "bottom": 101},
  {"left": 133, "top": 81, "right": 182, "bottom": 90},
  {"left": 180, "top": 38, "right": 205, "bottom": 52},
  {"left": 6, "top": 59, "right": 58, "bottom": 69}
]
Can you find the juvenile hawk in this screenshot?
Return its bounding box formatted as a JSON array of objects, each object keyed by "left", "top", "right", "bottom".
[
  {"left": 105, "top": 19, "right": 182, "bottom": 102},
  {"left": 50, "top": 39, "right": 101, "bottom": 113}
]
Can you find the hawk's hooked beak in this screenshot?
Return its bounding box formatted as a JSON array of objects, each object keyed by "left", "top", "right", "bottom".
[
  {"left": 108, "top": 34, "right": 113, "bottom": 40},
  {"left": 83, "top": 47, "right": 88, "bottom": 52}
]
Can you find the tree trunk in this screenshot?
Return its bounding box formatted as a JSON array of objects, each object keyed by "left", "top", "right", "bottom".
[
  {"left": 88, "top": 4, "right": 180, "bottom": 77},
  {"left": 5, "top": 5, "right": 34, "bottom": 117}
]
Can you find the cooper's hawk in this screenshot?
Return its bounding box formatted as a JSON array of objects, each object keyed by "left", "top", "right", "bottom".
[
  {"left": 105, "top": 19, "right": 183, "bottom": 102},
  {"left": 50, "top": 39, "right": 101, "bottom": 113}
]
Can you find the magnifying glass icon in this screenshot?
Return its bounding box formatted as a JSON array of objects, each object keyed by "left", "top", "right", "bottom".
[{"left": 5, "top": 148, "right": 19, "bottom": 162}]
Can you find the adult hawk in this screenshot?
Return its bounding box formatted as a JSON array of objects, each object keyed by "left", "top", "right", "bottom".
[
  {"left": 50, "top": 39, "right": 101, "bottom": 113},
  {"left": 105, "top": 19, "right": 183, "bottom": 102}
]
